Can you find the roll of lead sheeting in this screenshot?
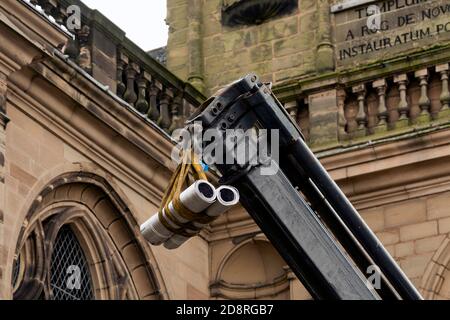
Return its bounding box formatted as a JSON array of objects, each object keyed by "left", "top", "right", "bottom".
[
  {"left": 140, "top": 214, "right": 172, "bottom": 246},
  {"left": 179, "top": 180, "right": 217, "bottom": 213},
  {"left": 141, "top": 180, "right": 217, "bottom": 246},
  {"left": 166, "top": 180, "right": 217, "bottom": 226},
  {"left": 192, "top": 185, "right": 241, "bottom": 229},
  {"left": 167, "top": 186, "right": 241, "bottom": 249},
  {"left": 206, "top": 186, "right": 240, "bottom": 217}
]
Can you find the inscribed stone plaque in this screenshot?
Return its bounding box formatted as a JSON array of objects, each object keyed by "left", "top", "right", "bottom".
[{"left": 333, "top": 0, "right": 450, "bottom": 67}]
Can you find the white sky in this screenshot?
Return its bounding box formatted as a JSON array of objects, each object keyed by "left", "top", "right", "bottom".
[{"left": 82, "top": 0, "right": 168, "bottom": 51}]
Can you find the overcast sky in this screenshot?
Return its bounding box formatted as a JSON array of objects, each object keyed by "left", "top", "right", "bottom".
[{"left": 82, "top": 0, "right": 168, "bottom": 51}]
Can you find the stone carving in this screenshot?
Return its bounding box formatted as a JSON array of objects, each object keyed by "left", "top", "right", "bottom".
[{"left": 222, "top": 0, "right": 298, "bottom": 27}]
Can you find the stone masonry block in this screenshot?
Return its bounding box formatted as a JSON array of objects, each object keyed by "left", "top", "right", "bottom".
[
  {"left": 395, "top": 241, "right": 414, "bottom": 258},
  {"left": 376, "top": 229, "right": 400, "bottom": 246},
  {"left": 384, "top": 199, "right": 427, "bottom": 228},
  {"left": 400, "top": 221, "right": 438, "bottom": 242},
  {"left": 427, "top": 193, "right": 450, "bottom": 220},
  {"left": 415, "top": 235, "right": 446, "bottom": 254},
  {"left": 438, "top": 217, "right": 450, "bottom": 235}
]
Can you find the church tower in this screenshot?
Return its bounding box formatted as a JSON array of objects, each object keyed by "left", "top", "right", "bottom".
[{"left": 166, "top": 0, "right": 334, "bottom": 96}]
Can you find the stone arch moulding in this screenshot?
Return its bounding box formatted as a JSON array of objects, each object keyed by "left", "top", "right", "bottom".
[
  {"left": 420, "top": 235, "right": 450, "bottom": 300},
  {"left": 211, "top": 235, "right": 290, "bottom": 300},
  {"left": 9, "top": 163, "right": 168, "bottom": 300}
]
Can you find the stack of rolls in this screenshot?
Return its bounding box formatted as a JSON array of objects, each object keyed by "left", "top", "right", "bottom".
[{"left": 140, "top": 181, "right": 240, "bottom": 250}]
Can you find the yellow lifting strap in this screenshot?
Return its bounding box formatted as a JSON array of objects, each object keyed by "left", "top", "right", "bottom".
[{"left": 157, "top": 149, "right": 210, "bottom": 237}]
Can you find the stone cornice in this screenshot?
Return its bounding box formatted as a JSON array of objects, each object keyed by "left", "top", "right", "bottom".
[
  {"left": 7, "top": 58, "right": 175, "bottom": 206},
  {"left": 207, "top": 126, "right": 450, "bottom": 240},
  {"left": 273, "top": 44, "right": 450, "bottom": 102},
  {"left": 321, "top": 125, "right": 450, "bottom": 199},
  {"left": 0, "top": 0, "right": 68, "bottom": 55},
  {"left": 320, "top": 125, "right": 450, "bottom": 174},
  {"left": 0, "top": 12, "right": 46, "bottom": 77},
  {"left": 38, "top": 53, "right": 176, "bottom": 169},
  {"left": 0, "top": 7, "right": 179, "bottom": 205}
]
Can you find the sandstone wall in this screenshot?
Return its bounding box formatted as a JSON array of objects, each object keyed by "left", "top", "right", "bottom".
[{"left": 167, "top": 0, "right": 320, "bottom": 95}]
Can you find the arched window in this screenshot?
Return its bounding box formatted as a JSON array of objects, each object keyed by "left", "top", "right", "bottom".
[
  {"left": 12, "top": 179, "right": 163, "bottom": 300},
  {"left": 12, "top": 220, "right": 96, "bottom": 300},
  {"left": 50, "top": 225, "right": 94, "bottom": 300}
]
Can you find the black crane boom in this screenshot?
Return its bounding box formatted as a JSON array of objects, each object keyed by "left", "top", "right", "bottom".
[{"left": 189, "top": 74, "right": 422, "bottom": 300}]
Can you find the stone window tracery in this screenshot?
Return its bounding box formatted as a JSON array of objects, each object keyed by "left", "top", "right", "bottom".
[
  {"left": 11, "top": 177, "right": 163, "bottom": 300},
  {"left": 12, "top": 216, "right": 97, "bottom": 300}
]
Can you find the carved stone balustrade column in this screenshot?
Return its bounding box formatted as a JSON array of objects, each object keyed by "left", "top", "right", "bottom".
[
  {"left": 415, "top": 69, "right": 432, "bottom": 120},
  {"left": 147, "top": 80, "right": 162, "bottom": 121},
  {"left": 123, "top": 62, "right": 139, "bottom": 106},
  {"left": 54, "top": 7, "right": 67, "bottom": 26},
  {"left": 285, "top": 101, "right": 298, "bottom": 123},
  {"left": 158, "top": 89, "right": 174, "bottom": 132},
  {"left": 76, "top": 26, "right": 92, "bottom": 74},
  {"left": 394, "top": 74, "right": 410, "bottom": 128},
  {"left": 116, "top": 53, "right": 127, "bottom": 98},
  {"left": 136, "top": 72, "right": 150, "bottom": 114},
  {"left": 169, "top": 94, "right": 184, "bottom": 133},
  {"left": 436, "top": 63, "right": 450, "bottom": 118},
  {"left": 39, "top": 0, "right": 57, "bottom": 17},
  {"left": 353, "top": 84, "right": 367, "bottom": 135},
  {"left": 373, "top": 79, "right": 388, "bottom": 132}
]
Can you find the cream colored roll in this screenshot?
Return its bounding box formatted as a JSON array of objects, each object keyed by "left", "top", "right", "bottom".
[
  {"left": 191, "top": 186, "right": 240, "bottom": 230},
  {"left": 179, "top": 180, "right": 217, "bottom": 213},
  {"left": 140, "top": 214, "right": 172, "bottom": 246},
  {"left": 141, "top": 180, "right": 217, "bottom": 246},
  {"left": 206, "top": 186, "right": 240, "bottom": 217},
  {"left": 164, "top": 186, "right": 240, "bottom": 250}
]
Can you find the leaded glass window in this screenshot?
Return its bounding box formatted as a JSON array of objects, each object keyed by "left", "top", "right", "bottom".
[{"left": 50, "top": 225, "right": 94, "bottom": 300}]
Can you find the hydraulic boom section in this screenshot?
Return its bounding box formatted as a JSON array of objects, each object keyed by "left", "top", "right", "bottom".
[{"left": 188, "top": 74, "right": 422, "bottom": 300}]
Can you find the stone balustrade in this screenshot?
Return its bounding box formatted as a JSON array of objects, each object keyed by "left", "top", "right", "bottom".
[
  {"left": 282, "top": 99, "right": 311, "bottom": 142},
  {"left": 24, "top": 0, "right": 205, "bottom": 134},
  {"left": 341, "top": 63, "right": 450, "bottom": 140},
  {"left": 279, "top": 59, "right": 450, "bottom": 148},
  {"left": 116, "top": 50, "right": 197, "bottom": 133},
  {"left": 25, "top": 0, "right": 92, "bottom": 72},
  {"left": 22, "top": 0, "right": 450, "bottom": 144}
]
